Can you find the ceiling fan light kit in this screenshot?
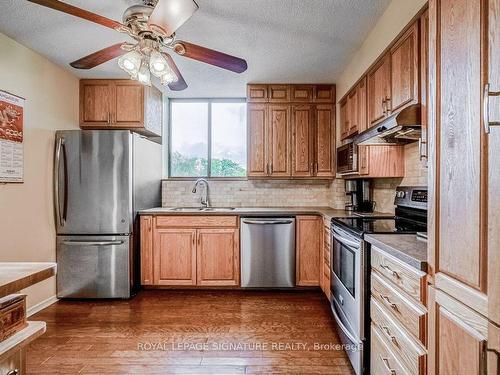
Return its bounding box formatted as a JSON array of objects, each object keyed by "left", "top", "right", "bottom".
[{"left": 26, "top": 0, "right": 248, "bottom": 91}]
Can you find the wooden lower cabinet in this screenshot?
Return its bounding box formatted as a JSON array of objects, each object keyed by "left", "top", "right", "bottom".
[
  {"left": 153, "top": 229, "right": 197, "bottom": 286},
  {"left": 196, "top": 229, "right": 239, "bottom": 286},
  {"left": 296, "top": 216, "right": 321, "bottom": 286},
  {"left": 427, "top": 286, "right": 488, "bottom": 375},
  {"left": 143, "top": 216, "right": 240, "bottom": 287},
  {"left": 0, "top": 348, "right": 25, "bottom": 375}
]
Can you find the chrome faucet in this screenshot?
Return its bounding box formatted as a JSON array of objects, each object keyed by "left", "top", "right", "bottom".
[{"left": 192, "top": 178, "right": 210, "bottom": 207}]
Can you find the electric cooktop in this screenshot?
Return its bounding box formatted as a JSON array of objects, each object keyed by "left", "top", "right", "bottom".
[{"left": 331, "top": 216, "right": 427, "bottom": 237}]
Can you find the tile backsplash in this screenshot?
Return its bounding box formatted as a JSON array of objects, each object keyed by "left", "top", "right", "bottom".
[{"left": 162, "top": 179, "right": 347, "bottom": 208}]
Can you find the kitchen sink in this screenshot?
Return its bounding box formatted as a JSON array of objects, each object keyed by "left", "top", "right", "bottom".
[{"left": 169, "top": 207, "right": 235, "bottom": 212}]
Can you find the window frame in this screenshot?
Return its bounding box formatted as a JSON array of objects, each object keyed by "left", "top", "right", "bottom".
[{"left": 167, "top": 98, "right": 247, "bottom": 180}]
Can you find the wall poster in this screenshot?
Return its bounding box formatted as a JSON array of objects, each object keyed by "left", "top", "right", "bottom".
[{"left": 0, "top": 90, "right": 24, "bottom": 183}]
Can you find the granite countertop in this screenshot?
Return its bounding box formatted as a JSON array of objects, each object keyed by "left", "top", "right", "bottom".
[
  {"left": 0, "top": 262, "right": 57, "bottom": 298},
  {"left": 365, "top": 234, "right": 428, "bottom": 271},
  {"left": 140, "top": 206, "right": 393, "bottom": 222}
]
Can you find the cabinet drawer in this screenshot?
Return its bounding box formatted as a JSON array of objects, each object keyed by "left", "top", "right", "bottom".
[
  {"left": 371, "top": 271, "right": 426, "bottom": 341},
  {"left": 372, "top": 246, "right": 426, "bottom": 304},
  {"left": 155, "top": 216, "right": 238, "bottom": 228},
  {"left": 371, "top": 298, "right": 426, "bottom": 375},
  {"left": 371, "top": 326, "right": 411, "bottom": 375}
]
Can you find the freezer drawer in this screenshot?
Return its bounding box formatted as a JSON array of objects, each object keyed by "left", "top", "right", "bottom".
[
  {"left": 240, "top": 217, "right": 295, "bottom": 288},
  {"left": 56, "top": 235, "right": 131, "bottom": 298}
]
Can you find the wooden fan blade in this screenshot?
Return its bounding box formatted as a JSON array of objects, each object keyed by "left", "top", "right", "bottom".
[
  {"left": 172, "top": 41, "right": 248, "bottom": 73},
  {"left": 70, "top": 43, "right": 127, "bottom": 69},
  {"left": 161, "top": 53, "right": 188, "bottom": 91},
  {"left": 149, "top": 0, "right": 199, "bottom": 36},
  {"left": 27, "top": 0, "right": 122, "bottom": 30}
]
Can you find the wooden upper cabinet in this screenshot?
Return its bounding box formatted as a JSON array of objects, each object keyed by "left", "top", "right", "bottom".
[
  {"left": 268, "top": 105, "right": 291, "bottom": 177},
  {"left": 247, "top": 104, "right": 268, "bottom": 177},
  {"left": 80, "top": 81, "right": 112, "bottom": 124},
  {"left": 389, "top": 21, "right": 419, "bottom": 114},
  {"left": 356, "top": 145, "right": 404, "bottom": 178},
  {"left": 367, "top": 53, "right": 391, "bottom": 126},
  {"left": 153, "top": 228, "right": 197, "bottom": 286},
  {"left": 314, "top": 85, "right": 336, "bottom": 103},
  {"left": 291, "top": 105, "right": 314, "bottom": 177},
  {"left": 296, "top": 216, "right": 321, "bottom": 286},
  {"left": 356, "top": 77, "right": 368, "bottom": 133},
  {"left": 247, "top": 84, "right": 269, "bottom": 102},
  {"left": 114, "top": 81, "right": 144, "bottom": 126},
  {"left": 291, "top": 85, "right": 314, "bottom": 102},
  {"left": 196, "top": 229, "right": 239, "bottom": 286},
  {"left": 268, "top": 85, "right": 290, "bottom": 102},
  {"left": 347, "top": 89, "right": 358, "bottom": 135},
  {"left": 428, "top": 0, "right": 486, "bottom": 301},
  {"left": 339, "top": 98, "right": 349, "bottom": 140},
  {"left": 80, "top": 79, "right": 162, "bottom": 137},
  {"left": 314, "top": 105, "right": 335, "bottom": 177}
]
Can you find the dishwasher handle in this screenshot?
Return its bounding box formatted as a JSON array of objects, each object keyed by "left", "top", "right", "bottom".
[{"left": 242, "top": 219, "right": 294, "bottom": 225}]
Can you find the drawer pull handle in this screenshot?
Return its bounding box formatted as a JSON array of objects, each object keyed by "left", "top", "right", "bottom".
[
  {"left": 380, "top": 264, "right": 400, "bottom": 279},
  {"left": 380, "top": 356, "right": 397, "bottom": 375},
  {"left": 379, "top": 294, "right": 398, "bottom": 310},
  {"left": 381, "top": 325, "right": 398, "bottom": 346}
]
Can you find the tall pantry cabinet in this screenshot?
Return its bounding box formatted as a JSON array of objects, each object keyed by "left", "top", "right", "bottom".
[{"left": 427, "top": 0, "right": 500, "bottom": 374}]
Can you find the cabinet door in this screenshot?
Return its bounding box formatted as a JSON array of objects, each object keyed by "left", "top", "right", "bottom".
[
  {"left": 296, "top": 216, "right": 321, "bottom": 286},
  {"left": 113, "top": 81, "right": 144, "bottom": 126},
  {"left": 357, "top": 77, "right": 368, "bottom": 133},
  {"left": 488, "top": 0, "right": 500, "bottom": 326},
  {"left": 419, "top": 9, "right": 429, "bottom": 165},
  {"left": 314, "top": 105, "right": 334, "bottom": 177},
  {"left": 314, "top": 85, "right": 335, "bottom": 103},
  {"left": 197, "top": 229, "right": 239, "bottom": 286},
  {"left": 339, "top": 98, "right": 348, "bottom": 140},
  {"left": 389, "top": 21, "right": 419, "bottom": 114},
  {"left": 347, "top": 89, "right": 358, "bottom": 135},
  {"left": 153, "top": 229, "right": 196, "bottom": 285},
  {"left": 291, "top": 105, "right": 314, "bottom": 177},
  {"left": 268, "top": 85, "right": 290, "bottom": 103},
  {"left": 268, "top": 105, "right": 291, "bottom": 177},
  {"left": 140, "top": 216, "right": 154, "bottom": 285},
  {"left": 80, "top": 80, "right": 112, "bottom": 125},
  {"left": 247, "top": 104, "right": 268, "bottom": 177},
  {"left": 291, "top": 85, "right": 314, "bottom": 102},
  {"left": 428, "top": 0, "right": 487, "bottom": 308},
  {"left": 428, "top": 287, "right": 487, "bottom": 375},
  {"left": 247, "top": 84, "right": 268, "bottom": 102},
  {"left": 367, "top": 53, "right": 391, "bottom": 126}
]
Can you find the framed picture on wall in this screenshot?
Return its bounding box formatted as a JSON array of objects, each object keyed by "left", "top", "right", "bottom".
[{"left": 0, "top": 90, "right": 25, "bottom": 183}]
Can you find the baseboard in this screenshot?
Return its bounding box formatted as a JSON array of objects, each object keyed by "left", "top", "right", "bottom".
[{"left": 27, "top": 295, "right": 58, "bottom": 317}]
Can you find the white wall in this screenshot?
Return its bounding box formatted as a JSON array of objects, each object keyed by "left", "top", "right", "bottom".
[{"left": 0, "top": 33, "right": 79, "bottom": 309}]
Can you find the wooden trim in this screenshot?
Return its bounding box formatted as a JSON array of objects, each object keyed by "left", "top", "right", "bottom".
[
  {"left": 140, "top": 216, "right": 154, "bottom": 285},
  {"left": 434, "top": 273, "right": 488, "bottom": 318}
]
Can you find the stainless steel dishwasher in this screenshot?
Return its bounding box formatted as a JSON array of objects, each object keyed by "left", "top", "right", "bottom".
[{"left": 240, "top": 217, "right": 295, "bottom": 288}]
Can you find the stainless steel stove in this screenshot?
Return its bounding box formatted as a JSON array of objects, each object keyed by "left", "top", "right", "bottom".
[{"left": 329, "top": 186, "right": 427, "bottom": 375}]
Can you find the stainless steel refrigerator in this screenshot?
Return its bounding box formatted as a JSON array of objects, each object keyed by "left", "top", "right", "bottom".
[{"left": 54, "top": 130, "right": 161, "bottom": 298}]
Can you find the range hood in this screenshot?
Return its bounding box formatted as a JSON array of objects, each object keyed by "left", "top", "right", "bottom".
[{"left": 355, "top": 104, "right": 422, "bottom": 145}]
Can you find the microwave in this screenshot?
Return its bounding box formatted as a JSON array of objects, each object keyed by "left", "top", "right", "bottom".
[{"left": 337, "top": 143, "right": 357, "bottom": 174}]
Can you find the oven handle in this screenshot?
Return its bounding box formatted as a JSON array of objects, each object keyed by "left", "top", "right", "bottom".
[
  {"left": 330, "top": 301, "right": 361, "bottom": 345},
  {"left": 332, "top": 232, "right": 360, "bottom": 250}
]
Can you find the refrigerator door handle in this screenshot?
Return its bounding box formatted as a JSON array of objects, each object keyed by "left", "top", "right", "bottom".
[
  {"left": 54, "top": 137, "right": 65, "bottom": 227},
  {"left": 61, "top": 240, "right": 125, "bottom": 246},
  {"left": 61, "top": 140, "right": 68, "bottom": 224}
]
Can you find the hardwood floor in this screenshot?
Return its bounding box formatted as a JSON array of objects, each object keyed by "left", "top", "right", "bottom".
[{"left": 27, "top": 290, "right": 354, "bottom": 374}]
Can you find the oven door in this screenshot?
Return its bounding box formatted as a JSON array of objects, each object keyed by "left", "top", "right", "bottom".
[{"left": 330, "top": 225, "right": 364, "bottom": 338}]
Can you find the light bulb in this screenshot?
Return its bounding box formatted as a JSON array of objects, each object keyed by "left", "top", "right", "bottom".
[
  {"left": 160, "top": 69, "right": 178, "bottom": 86},
  {"left": 118, "top": 50, "right": 142, "bottom": 77},
  {"left": 149, "top": 51, "right": 169, "bottom": 77},
  {"left": 136, "top": 60, "right": 151, "bottom": 86}
]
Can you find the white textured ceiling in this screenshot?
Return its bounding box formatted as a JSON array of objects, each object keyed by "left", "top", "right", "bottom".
[{"left": 0, "top": 0, "right": 390, "bottom": 98}]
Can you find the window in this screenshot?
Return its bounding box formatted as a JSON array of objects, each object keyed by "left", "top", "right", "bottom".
[{"left": 169, "top": 100, "right": 247, "bottom": 178}]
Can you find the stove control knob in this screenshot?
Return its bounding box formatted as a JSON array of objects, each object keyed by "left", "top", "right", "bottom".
[{"left": 396, "top": 191, "right": 406, "bottom": 198}]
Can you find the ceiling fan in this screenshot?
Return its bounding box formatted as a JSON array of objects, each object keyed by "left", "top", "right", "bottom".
[{"left": 26, "top": 0, "right": 248, "bottom": 91}]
